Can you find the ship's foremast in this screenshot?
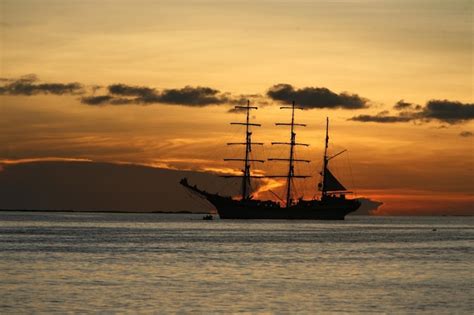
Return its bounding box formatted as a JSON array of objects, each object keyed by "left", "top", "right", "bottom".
[
  {"left": 223, "top": 101, "right": 264, "bottom": 200},
  {"left": 268, "top": 101, "right": 310, "bottom": 207}
]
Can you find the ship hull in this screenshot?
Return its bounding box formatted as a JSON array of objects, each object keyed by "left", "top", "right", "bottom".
[{"left": 206, "top": 195, "right": 360, "bottom": 220}]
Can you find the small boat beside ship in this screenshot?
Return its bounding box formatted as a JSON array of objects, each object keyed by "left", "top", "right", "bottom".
[{"left": 180, "top": 101, "right": 360, "bottom": 219}]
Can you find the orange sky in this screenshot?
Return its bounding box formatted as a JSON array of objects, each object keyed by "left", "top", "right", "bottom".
[{"left": 1, "top": 0, "right": 473, "bottom": 215}]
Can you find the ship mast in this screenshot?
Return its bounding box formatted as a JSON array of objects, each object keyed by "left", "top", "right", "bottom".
[
  {"left": 319, "top": 117, "right": 347, "bottom": 198},
  {"left": 268, "top": 101, "right": 310, "bottom": 207},
  {"left": 321, "top": 117, "right": 330, "bottom": 198},
  {"left": 224, "top": 100, "right": 264, "bottom": 200}
]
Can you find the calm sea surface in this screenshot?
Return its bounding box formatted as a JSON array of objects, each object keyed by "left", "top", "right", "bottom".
[{"left": 0, "top": 212, "right": 472, "bottom": 314}]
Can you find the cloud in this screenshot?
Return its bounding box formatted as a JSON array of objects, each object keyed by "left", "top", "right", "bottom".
[
  {"left": 350, "top": 111, "right": 412, "bottom": 123},
  {"left": 267, "top": 83, "right": 369, "bottom": 109},
  {"left": 354, "top": 198, "right": 384, "bottom": 215},
  {"left": 0, "top": 161, "right": 240, "bottom": 213},
  {"left": 85, "top": 83, "right": 160, "bottom": 105},
  {"left": 459, "top": 131, "right": 473, "bottom": 137},
  {"left": 4, "top": 73, "right": 38, "bottom": 83},
  {"left": 82, "top": 83, "right": 230, "bottom": 106},
  {"left": 3, "top": 75, "right": 472, "bottom": 123},
  {"left": 159, "top": 86, "right": 228, "bottom": 106},
  {"left": 226, "top": 94, "right": 268, "bottom": 113},
  {"left": 0, "top": 74, "right": 83, "bottom": 95},
  {"left": 108, "top": 83, "right": 156, "bottom": 97},
  {"left": 0, "top": 76, "right": 377, "bottom": 111},
  {"left": 350, "top": 99, "right": 474, "bottom": 125},
  {"left": 81, "top": 95, "right": 115, "bottom": 105},
  {"left": 80, "top": 95, "right": 133, "bottom": 105},
  {"left": 0, "top": 76, "right": 231, "bottom": 107},
  {"left": 393, "top": 99, "right": 421, "bottom": 111},
  {"left": 421, "top": 100, "right": 474, "bottom": 124}
]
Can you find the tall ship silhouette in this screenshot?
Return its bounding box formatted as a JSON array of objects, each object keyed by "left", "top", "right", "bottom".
[{"left": 180, "top": 101, "right": 360, "bottom": 219}]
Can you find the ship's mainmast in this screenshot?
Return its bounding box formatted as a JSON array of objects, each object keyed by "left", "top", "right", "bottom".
[
  {"left": 224, "top": 100, "right": 264, "bottom": 200},
  {"left": 268, "top": 101, "right": 310, "bottom": 207}
]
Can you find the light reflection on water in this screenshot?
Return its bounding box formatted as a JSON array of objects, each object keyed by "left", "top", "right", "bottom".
[{"left": 0, "top": 212, "right": 472, "bottom": 313}]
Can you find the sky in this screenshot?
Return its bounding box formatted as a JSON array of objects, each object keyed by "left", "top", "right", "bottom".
[{"left": 1, "top": 0, "right": 473, "bottom": 215}]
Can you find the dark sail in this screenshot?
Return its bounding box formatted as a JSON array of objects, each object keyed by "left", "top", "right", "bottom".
[{"left": 323, "top": 169, "right": 346, "bottom": 191}]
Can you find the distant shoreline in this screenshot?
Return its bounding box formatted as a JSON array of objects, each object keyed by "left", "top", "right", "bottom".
[
  {"left": 0, "top": 209, "right": 472, "bottom": 216},
  {"left": 0, "top": 209, "right": 210, "bottom": 214}
]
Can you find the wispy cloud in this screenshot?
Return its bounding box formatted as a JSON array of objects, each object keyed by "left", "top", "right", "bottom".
[
  {"left": 80, "top": 95, "right": 116, "bottom": 105},
  {"left": 0, "top": 74, "right": 83, "bottom": 95},
  {"left": 393, "top": 99, "right": 421, "bottom": 111},
  {"left": 350, "top": 110, "right": 413, "bottom": 123},
  {"left": 0, "top": 157, "right": 92, "bottom": 166}
]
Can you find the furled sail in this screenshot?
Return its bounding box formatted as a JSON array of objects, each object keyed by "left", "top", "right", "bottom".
[{"left": 324, "top": 168, "right": 346, "bottom": 191}]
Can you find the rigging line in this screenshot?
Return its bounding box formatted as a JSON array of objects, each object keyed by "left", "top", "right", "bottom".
[
  {"left": 291, "top": 178, "right": 301, "bottom": 200},
  {"left": 291, "top": 177, "right": 298, "bottom": 200},
  {"left": 329, "top": 143, "right": 342, "bottom": 180},
  {"left": 220, "top": 121, "right": 244, "bottom": 193},
  {"left": 299, "top": 145, "right": 312, "bottom": 198},
  {"left": 312, "top": 160, "right": 321, "bottom": 200},
  {"left": 184, "top": 188, "right": 214, "bottom": 212},
  {"left": 226, "top": 121, "right": 246, "bottom": 156},
  {"left": 297, "top": 178, "right": 304, "bottom": 200},
  {"left": 268, "top": 189, "right": 284, "bottom": 203},
  {"left": 222, "top": 169, "right": 240, "bottom": 190},
  {"left": 293, "top": 151, "right": 303, "bottom": 198},
  {"left": 346, "top": 150, "right": 357, "bottom": 198},
  {"left": 260, "top": 138, "right": 269, "bottom": 176}
]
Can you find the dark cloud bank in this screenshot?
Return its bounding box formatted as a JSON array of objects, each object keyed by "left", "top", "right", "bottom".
[
  {"left": 2, "top": 75, "right": 472, "bottom": 126},
  {"left": 0, "top": 161, "right": 233, "bottom": 213},
  {"left": 1, "top": 75, "right": 370, "bottom": 109},
  {"left": 0, "top": 75, "right": 233, "bottom": 107},
  {"left": 0, "top": 161, "right": 381, "bottom": 214},
  {"left": 84, "top": 82, "right": 371, "bottom": 110},
  {"left": 350, "top": 99, "right": 474, "bottom": 124}
]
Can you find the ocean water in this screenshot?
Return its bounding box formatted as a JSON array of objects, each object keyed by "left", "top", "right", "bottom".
[{"left": 0, "top": 212, "right": 472, "bottom": 314}]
